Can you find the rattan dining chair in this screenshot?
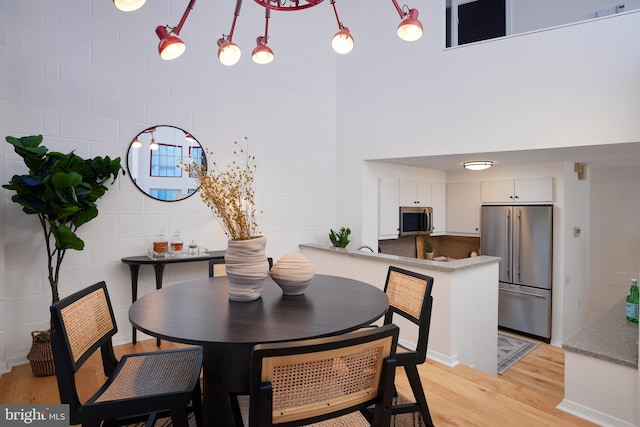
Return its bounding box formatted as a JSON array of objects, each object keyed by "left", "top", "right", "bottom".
[
  {"left": 208, "top": 258, "right": 227, "bottom": 277},
  {"left": 230, "top": 324, "right": 400, "bottom": 427},
  {"left": 50, "top": 281, "right": 204, "bottom": 427},
  {"left": 382, "top": 266, "right": 435, "bottom": 427}
]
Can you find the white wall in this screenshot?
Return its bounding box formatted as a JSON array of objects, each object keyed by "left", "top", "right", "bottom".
[
  {"left": 0, "top": 0, "right": 8, "bottom": 371},
  {"left": 561, "top": 162, "right": 591, "bottom": 338},
  {"left": 589, "top": 166, "right": 640, "bottom": 320},
  {"left": 0, "top": 0, "right": 338, "bottom": 372},
  {"left": 336, "top": 1, "right": 639, "bottom": 341}
]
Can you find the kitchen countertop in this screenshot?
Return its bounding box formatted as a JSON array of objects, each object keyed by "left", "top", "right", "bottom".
[
  {"left": 563, "top": 299, "right": 639, "bottom": 368},
  {"left": 299, "top": 243, "right": 499, "bottom": 273}
]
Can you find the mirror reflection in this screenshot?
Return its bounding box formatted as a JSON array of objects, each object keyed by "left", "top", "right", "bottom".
[
  {"left": 126, "top": 125, "right": 206, "bottom": 202},
  {"left": 446, "top": 0, "right": 640, "bottom": 48}
]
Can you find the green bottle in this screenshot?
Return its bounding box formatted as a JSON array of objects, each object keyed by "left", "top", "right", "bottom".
[{"left": 626, "top": 278, "right": 639, "bottom": 323}]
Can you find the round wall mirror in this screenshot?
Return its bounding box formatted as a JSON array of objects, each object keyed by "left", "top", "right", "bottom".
[{"left": 126, "top": 125, "right": 206, "bottom": 202}]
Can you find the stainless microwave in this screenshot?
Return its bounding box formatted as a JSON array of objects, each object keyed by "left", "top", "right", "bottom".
[{"left": 399, "top": 206, "right": 433, "bottom": 236}]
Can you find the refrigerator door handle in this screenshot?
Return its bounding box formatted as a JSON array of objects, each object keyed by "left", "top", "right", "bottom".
[
  {"left": 501, "top": 287, "right": 547, "bottom": 299},
  {"left": 505, "top": 209, "right": 511, "bottom": 280},
  {"left": 515, "top": 209, "right": 521, "bottom": 280}
]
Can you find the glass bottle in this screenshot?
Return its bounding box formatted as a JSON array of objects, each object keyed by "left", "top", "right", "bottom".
[
  {"left": 626, "top": 278, "right": 639, "bottom": 323},
  {"left": 170, "top": 232, "right": 184, "bottom": 253},
  {"left": 188, "top": 240, "right": 198, "bottom": 256},
  {"left": 153, "top": 233, "right": 168, "bottom": 256}
]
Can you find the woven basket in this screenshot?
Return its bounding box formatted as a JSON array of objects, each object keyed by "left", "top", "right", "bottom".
[{"left": 27, "top": 330, "right": 55, "bottom": 377}]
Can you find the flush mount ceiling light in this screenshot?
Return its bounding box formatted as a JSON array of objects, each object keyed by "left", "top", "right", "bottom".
[
  {"left": 116, "top": 0, "right": 423, "bottom": 65},
  {"left": 463, "top": 161, "right": 493, "bottom": 171}
]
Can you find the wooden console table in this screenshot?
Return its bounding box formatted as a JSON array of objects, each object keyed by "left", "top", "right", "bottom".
[{"left": 121, "top": 251, "right": 225, "bottom": 344}]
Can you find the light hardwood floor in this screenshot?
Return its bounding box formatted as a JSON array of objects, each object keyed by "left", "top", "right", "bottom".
[{"left": 0, "top": 337, "right": 596, "bottom": 426}]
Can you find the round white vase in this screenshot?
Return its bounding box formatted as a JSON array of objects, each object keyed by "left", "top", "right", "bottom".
[
  {"left": 225, "top": 236, "right": 269, "bottom": 301},
  {"left": 270, "top": 254, "right": 315, "bottom": 296}
]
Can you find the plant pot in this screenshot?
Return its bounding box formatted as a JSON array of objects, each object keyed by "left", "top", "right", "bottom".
[
  {"left": 27, "top": 330, "right": 55, "bottom": 377},
  {"left": 225, "top": 236, "right": 270, "bottom": 302},
  {"left": 425, "top": 252, "right": 434, "bottom": 260}
]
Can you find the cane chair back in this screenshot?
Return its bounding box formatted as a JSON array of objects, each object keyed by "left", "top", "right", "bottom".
[
  {"left": 382, "top": 266, "right": 435, "bottom": 427},
  {"left": 209, "top": 258, "right": 227, "bottom": 277},
  {"left": 50, "top": 281, "right": 203, "bottom": 427},
  {"left": 384, "top": 266, "right": 433, "bottom": 361},
  {"left": 232, "top": 324, "right": 399, "bottom": 427},
  {"left": 57, "top": 284, "right": 116, "bottom": 371}
]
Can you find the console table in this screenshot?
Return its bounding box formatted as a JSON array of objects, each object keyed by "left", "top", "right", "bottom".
[{"left": 121, "top": 251, "right": 225, "bottom": 344}]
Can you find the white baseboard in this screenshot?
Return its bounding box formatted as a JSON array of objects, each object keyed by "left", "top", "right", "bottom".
[
  {"left": 427, "top": 349, "right": 459, "bottom": 368},
  {"left": 397, "top": 337, "right": 459, "bottom": 368},
  {"left": 558, "top": 399, "right": 637, "bottom": 427},
  {"left": 0, "top": 355, "right": 29, "bottom": 375}
]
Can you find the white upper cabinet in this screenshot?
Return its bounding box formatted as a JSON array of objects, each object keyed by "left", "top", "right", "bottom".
[
  {"left": 446, "top": 182, "right": 481, "bottom": 235},
  {"left": 481, "top": 177, "right": 553, "bottom": 204},
  {"left": 378, "top": 177, "right": 400, "bottom": 239},
  {"left": 379, "top": 178, "right": 441, "bottom": 239},
  {"left": 431, "top": 182, "right": 446, "bottom": 234},
  {"left": 399, "top": 179, "right": 432, "bottom": 207}
]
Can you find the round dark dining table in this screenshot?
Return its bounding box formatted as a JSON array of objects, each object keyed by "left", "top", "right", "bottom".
[{"left": 128, "top": 274, "right": 389, "bottom": 426}]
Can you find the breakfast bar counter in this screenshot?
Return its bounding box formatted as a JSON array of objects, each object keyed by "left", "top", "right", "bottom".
[
  {"left": 559, "top": 298, "right": 639, "bottom": 426},
  {"left": 563, "top": 298, "right": 638, "bottom": 368},
  {"left": 300, "top": 243, "right": 501, "bottom": 375}
]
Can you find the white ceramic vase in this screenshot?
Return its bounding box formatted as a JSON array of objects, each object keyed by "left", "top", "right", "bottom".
[
  {"left": 225, "top": 236, "right": 269, "bottom": 301},
  {"left": 270, "top": 254, "right": 315, "bottom": 296}
]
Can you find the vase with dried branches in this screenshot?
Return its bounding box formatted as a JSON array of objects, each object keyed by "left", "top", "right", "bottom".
[{"left": 185, "top": 137, "right": 268, "bottom": 301}]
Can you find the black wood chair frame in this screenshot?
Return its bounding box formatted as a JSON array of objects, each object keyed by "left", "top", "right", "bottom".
[
  {"left": 50, "top": 281, "right": 203, "bottom": 427},
  {"left": 382, "top": 266, "right": 435, "bottom": 427},
  {"left": 231, "top": 324, "right": 400, "bottom": 427}
]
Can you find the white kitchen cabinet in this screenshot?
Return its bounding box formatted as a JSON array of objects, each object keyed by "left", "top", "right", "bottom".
[
  {"left": 431, "top": 182, "right": 446, "bottom": 234},
  {"left": 399, "top": 179, "right": 432, "bottom": 207},
  {"left": 446, "top": 182, "right": 481, "bottom": 235},
  {"left": 378, "top": 177, "right": 400, "bottom": 239},
  {"left": 481, "top": 177, "right": 553, "bottom": 204}
]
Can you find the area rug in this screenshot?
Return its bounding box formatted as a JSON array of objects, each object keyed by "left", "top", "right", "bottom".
[{"left": 497, "top": 331, "right": 539, "bottom": 375}]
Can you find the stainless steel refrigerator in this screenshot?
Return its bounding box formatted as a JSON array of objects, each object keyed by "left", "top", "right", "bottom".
[{"left": 481, "top": 205, "right": 552, "bottom": 342}]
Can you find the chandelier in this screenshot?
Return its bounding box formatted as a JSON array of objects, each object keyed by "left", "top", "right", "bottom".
[{"left": 113, "top": 0, "right": 423, "bottom": 66}]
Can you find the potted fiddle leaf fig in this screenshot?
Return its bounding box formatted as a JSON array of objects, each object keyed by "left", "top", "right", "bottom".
[{"left": 3, "top": 135, "right": 124, "bottom": 376}]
